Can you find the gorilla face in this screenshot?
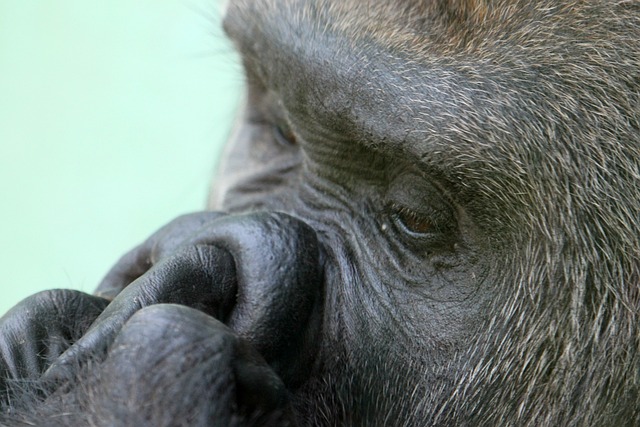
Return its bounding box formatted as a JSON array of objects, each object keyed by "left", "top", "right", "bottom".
[
  {"left": 0, "top": 1, "right": 638, "bottom": 426},
  {"left": 211, "top": 3, "right": 494, "bottom": 422},
  {"left": 205, "top": 1, "right": 639, "bottom": 424}
]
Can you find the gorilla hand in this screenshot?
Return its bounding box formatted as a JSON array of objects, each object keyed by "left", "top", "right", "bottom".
[
  {"left": 42, "top": 212, "right": 323, "bottom": 421},
  {"left": 95, "top": 211, "right": 226, "bottom": 299},
  {"left": 43, "top": 243, "right": 236, "bottom": 385},
  {"left": 89, "top": 304, "right": 295, "bottom": 426},
  {"left": 0, "top": 290, "right": 109, "bottom": 403}
]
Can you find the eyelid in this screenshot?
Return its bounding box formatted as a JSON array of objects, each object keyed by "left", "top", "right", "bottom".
[
  {"left": 386, "top": 194, "right": 457, "bottom": 239},
  {"left": 390, "top": 203, "right": 434, "bottom": 235},
  {"left": 273, "top": 122, "right": 297, "bottom": 146}
]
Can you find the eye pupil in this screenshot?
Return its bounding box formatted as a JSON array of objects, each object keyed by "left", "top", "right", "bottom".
[{"left": 396, "top": 207, "right": 432, "bottom": 234}]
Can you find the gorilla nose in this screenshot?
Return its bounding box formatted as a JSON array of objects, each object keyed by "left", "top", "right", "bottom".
[{"left": 190, "top": 212, "right": 324, "bottom": 385}]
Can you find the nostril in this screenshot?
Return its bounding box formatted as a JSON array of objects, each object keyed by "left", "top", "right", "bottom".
[{"left": 191, "top": 212, "right": 324, "bottom": 387}]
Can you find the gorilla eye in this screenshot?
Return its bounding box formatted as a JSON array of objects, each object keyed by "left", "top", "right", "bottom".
[
  {"left": 273, "top": 122, "right": 297, "bottom": 146},
  {"left": 392, "top": 204, "right": 433, "bottom": 235},
  {"left": 385, "top": 173, "right": 457, "bottom": 245}
]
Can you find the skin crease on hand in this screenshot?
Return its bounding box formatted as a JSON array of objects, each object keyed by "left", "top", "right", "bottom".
[{"left": 0, "top": 1, "right": 639, "bottom": 426}]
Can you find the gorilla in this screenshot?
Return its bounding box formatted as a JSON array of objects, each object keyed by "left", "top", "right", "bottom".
[{"left": 0, "top": 0, "right": 639, "bottom": 425}]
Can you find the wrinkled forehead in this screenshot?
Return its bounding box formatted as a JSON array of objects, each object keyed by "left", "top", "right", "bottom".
[
  {"left": 219, "top": 0, "right": 636, "bottom": 236},
  {"left": 220, "top": 0, "right": 545, "bottom": 174}
]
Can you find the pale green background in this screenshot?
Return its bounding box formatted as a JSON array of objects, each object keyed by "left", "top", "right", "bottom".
[{"left": 0, "top": 1, "right": 242, "bottom": 315}]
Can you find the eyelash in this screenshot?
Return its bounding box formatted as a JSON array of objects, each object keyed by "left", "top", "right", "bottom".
[{"left": 390, "top": 203, "right": 433, "bottom": 235}]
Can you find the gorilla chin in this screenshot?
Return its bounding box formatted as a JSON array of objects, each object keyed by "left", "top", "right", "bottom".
[{"left": 1, "top": 1, "right": 639, "bottom": 426}]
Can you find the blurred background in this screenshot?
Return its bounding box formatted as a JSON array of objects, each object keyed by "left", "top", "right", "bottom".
[{"left": 0, "top": 1, "right": 242, "bottom": 315}]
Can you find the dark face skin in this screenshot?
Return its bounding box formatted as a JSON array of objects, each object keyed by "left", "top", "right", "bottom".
[
  {"left": 0, "top": 1, "right": 639, "bottom": 426},
  {"left": 211, "top": 0, "right": 494, "bottom": 420}
]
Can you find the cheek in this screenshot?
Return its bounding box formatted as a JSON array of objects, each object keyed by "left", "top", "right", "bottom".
[{"left": 311, "top": 208, "right": 491, "bottom": 358}]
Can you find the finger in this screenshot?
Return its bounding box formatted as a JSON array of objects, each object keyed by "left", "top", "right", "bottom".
[
  {"left": 0, "top": 290, "right": 109, "bottom": 398},
  {"left": 95, "top": 211, "right": 226, "bottom": 299},
  {"left": 43, "top": 244, "right": 236, "bottom": 387},
  {"left": 94, "top": 243, "right": 149, "bottom": 299},
  {"left": 91, "top": 304, "right": 292, "bottom": 424}
]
